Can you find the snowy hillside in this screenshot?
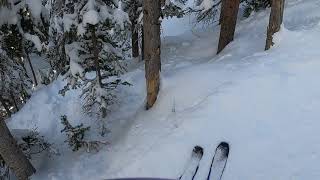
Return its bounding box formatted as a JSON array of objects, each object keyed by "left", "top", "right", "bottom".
[{"left": 7, "top": 0, "right": 320, "bottom": 179}]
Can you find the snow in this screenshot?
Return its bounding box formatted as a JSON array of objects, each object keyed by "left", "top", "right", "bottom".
[
  {"left": 7, "top": 0, "right": 320, "bottom": 179},
  {"left": 70, "top": 60, "right": 84, "bottom": 78},
  {"left": 198, "top": 0, "right": 216, "bottom": 12},
  {"left": 0, "top": 7, "right": 18, "bottom": 25},
  {"left": 112, "top": 8, "right": 129, "bottom": 30},
  {"left": 25, "top": 0, "right": 43, "bottom": 20},
  {"left": 24, "top": 33, "right": 42, "bottom": 52},
  {"left": 83, "top": 10, "right": 100, "bottom": 25}
]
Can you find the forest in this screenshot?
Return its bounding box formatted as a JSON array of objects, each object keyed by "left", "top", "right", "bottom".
[{"left": 2, "top": 0, "right": 319, "bottom": 179}]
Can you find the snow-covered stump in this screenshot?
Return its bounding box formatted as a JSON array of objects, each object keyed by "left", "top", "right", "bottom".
[
  {"left": 265, "top": 0, "right": 285, "bottom": 50},
  {"left": 0, "top": 119, "right": 36, "bottom": 180}
]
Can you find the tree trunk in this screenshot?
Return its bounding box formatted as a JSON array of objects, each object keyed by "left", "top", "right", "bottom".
[
  {"left": 90, "top": 25, "right": 102, "bottom": 87},
  {"left": 131, "top": 24, "right": 140, "bottom": 58},
  {"left": 143, "top": 0, "right": 161, "bottom": 110},
  {"left": 265, "top": 0, "right": 285, "bottom": 50},
  {"left": 90, "top": 25, "right": 106, "bottom": 117},
  {"left": 0, "top": 96, "right": 11, "bottom": 117},
  {"left": 24, "top": 48, "right": 38, "bottom": 86},
  {"left": 141, "top": 26, "right": 145, "bottom": 61},
  {"left": 130, "top": 2, "right": 140, "bottom": 58},
  {"left": 217, "top": 0, "right": 240, "bottom": 54},
  {"left": 0, "top": 118, "right": 36, "bottom": 180}
]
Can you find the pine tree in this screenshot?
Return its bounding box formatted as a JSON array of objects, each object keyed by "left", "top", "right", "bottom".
[
  {"left": 0, "top": 0, "right": 48, "bottom": 115},
  {"left": 123, "top": 0, "right": 143, "bottom": 59},
  {"left": 0, "top": 48, "right": 32, "bottom": 117},
  {"left": 0, "top": 0, "right": 49, "bottom": 87},
  {"left": 189, "top": 0, "right": 222, "bottom": 24},
  {"left": 243, "top": 0, "right": 271, "bottom": 17},
  {"left": 52, "top": 0, "right": 130, "bottom": 119}
]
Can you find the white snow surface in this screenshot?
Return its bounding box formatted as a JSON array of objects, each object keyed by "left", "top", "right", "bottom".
[
  {"left": 25, "top": 0, "right": 43, "bottom": 20},
  {"left": 24, "top": 33, "right": 42, "bottom": 52},
  {"left": 8, "top": 0, "right": 320, "bottom": 179},
  {"left": 83, "top": 10, "right": 100, "bottom": 25}
]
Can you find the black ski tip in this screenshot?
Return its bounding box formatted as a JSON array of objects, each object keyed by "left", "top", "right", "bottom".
[
  {"left": 217, "top": 142, "right": 229, "bottom": 157},
  {"left": 193, "top": 146, "right": 204, "bottom": 156}
]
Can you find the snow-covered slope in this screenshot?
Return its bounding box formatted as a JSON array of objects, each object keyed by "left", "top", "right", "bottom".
[{"left": 8, "top": 0, "right": 320, "bottom": 179}]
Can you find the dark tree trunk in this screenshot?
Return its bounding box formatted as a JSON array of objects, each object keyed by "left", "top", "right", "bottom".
[
  {"left": 0, "top": 118, "right": 36, "bottom": 180},
  {"left": 90, "top": 25, "right": 106, "bottom": 117},
  {"left": 130, "top": 2, "right": 140, "bottom": 58},
  {"left": 217, "top": 0, "right": 240, "bottom": 54},
  {"left": 131, "top": 24, "right": 140, "bottom": 58},
  {"left": 143, "top": 0, "right": 161, "bottom": 110},
  {"left": 141, "top": 26, "right": 145, "bottom": 61},
  {"left": 24, "top": 48, "right": 38, "bottom": 86},
  {"left": 0, "top": 96, "right": 11, "bottom": 117},
  {"left": 265, "top": 0, "right": 285, "bottom": 50},
  {"left": 90, "top": 25, "right": 102, "bottom": 87}
]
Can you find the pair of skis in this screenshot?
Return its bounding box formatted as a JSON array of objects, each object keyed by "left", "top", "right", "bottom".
[{"left": 179, "top": 142, "right": 229, "bottom": 180}]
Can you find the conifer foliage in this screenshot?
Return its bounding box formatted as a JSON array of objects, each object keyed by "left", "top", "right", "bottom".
[{"left": 51, "top": 0, "right": 131, "bottom": 118}]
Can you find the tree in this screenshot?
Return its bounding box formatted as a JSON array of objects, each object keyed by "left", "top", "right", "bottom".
[
  {"left": 54, "top": 0, "right": 130, "bottom": 121},
  {"left": 0, "top": 38, "right": 33, "bottom": 117},
  {"left": 265, "top": 0, "right": 285, "bottom": 50},
  {"left": 243, "top": 0, "right": 271, "bottom": 17},
  {"left": 217, "top": 0, "right": 240, "bottom": 54},
  {"left": 190, "top": 0, "right": 222, "bottom": 24},
  {"left": 123, "top": 0, "right": 143, "bottom": 59},
  {"left": 0, "top": 117, "right": 36, "bottom": 180},
  {"left": 0, "top": 0, "right": 49, "bottom": 88},
  {"left": 143, "top": 0, "right": 161, "bottom": 109},
  {"left": 47, "top": 0, "right": 69, "bottom": 76}
]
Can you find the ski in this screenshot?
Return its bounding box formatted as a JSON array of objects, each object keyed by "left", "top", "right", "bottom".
[
  {"left": 207, "top": 142, "right": 230, "bottom": 180},
  {"left": 179, "top": 146, "right": 204, "bottom": 180}
]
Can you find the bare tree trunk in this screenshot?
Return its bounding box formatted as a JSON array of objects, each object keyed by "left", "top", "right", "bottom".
[
  {"left": 90, "top": 25, "right": 102, "bottom": 87},
  {"left": 141, "top": 26, "right": 145, "bottom": 61},
  {"left": 265, "top": 0, "right": 285, "bottom": 50},
  {"left": 130, "top": 2, "right": 140, "bottom": 58},
  {"left": 23, "top": 48, "right": 38, "bottom": 86},
  {"left": 0, "top": 118, "right": 36, "bottom": 180},
  {"left": 217, "top": 0, "right": 240, "bottom": 54},
  {"left": 0, "top": 96, "right": 11, "bottom": 117},
  {"left": 131, "top": 24, "right": 140, "bottom": 58},
  {"left": 143, "top": 0, "right": 161, "bottom": 110}
]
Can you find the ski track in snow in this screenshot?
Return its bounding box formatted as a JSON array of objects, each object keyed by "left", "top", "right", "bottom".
[{"left": 7, "top": 0, "right": 320, "bottom": 179}]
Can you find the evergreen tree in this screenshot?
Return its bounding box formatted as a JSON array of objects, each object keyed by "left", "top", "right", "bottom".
[
  {"left": 52, "top": 0, "right": 131, "bottom": 119},
  {"left": 0, "top": 0, "right": 47, "bottom": 115},
  {"left": 243, "top": 0, "right": 271, "bottom": 17},
  {"left": 122, "top": 0, "right": 143, "bottom": 59}
]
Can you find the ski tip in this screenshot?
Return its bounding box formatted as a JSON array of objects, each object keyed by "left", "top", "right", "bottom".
[
  {"left": 217, "top": 142, "right": 229, "bottom": 157},
  {"left": 193, "top": 146, "right": 204, "bottom": 156}
]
